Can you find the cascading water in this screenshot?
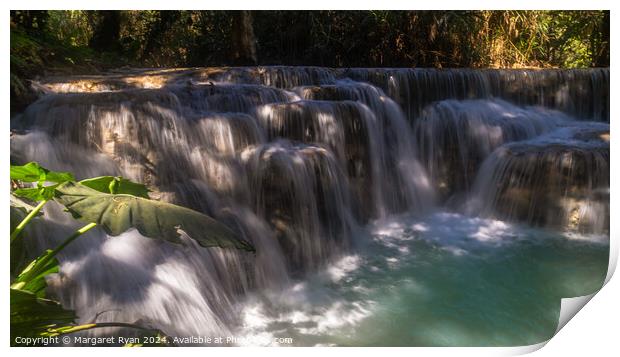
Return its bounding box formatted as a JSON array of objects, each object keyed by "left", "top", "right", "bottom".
[
  {"left": 413, "top": 99, "right": 572, "bottom": 201},
  {"left": 11, "top": 66, "right": 610, "bottom": 346},
  {"left": 342, "top": 68, "right": 610, "bottom": 122},
  {"left": 241, "top": 141, "right": 357, "bottom": 272},
  {"left": 466, "top": 122, "right": 610, "bottom": 234},
  {"left": 293, "top": 80, "right": 435, "bottom": 213}
]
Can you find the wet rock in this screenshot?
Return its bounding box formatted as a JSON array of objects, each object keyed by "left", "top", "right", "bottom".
[{"left": 469, "top": 124, "right": 610, "bottom": 233}]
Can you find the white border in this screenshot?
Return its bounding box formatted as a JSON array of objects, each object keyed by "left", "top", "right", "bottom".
[{"left": 3, "top": 1, "right": 617, "bottom": 356}]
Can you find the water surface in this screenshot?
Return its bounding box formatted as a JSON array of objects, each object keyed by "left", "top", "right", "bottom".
[{"left": 234, "top": 212, "right": 609, "bottom": 346}]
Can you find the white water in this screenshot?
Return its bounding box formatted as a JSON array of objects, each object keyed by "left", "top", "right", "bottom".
[
  {"left": 229, "top": 212, "right": 608, "bottom": 346},
  {"left": 11, "top": 66, "right": 609, "bottom": 346}
]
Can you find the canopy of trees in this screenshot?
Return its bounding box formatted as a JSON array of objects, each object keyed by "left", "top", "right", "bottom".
[
  {"left": 10, "top": 10, "right": 610, "bottom": 112},
  {"left": 11, "top": 10, "right": 609, "bottom": 70}
]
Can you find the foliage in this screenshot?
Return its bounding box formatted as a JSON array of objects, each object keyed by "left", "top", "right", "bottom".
[
  {"left": 10, "top": 194, "right": 41, "bottom": 231},
  {"left": 10, "top": 288, "right": 77, "bottom": 341},
  {"left": 10, "top": 10, "right": 609, "bottom": 70},
  {"left": 11, "top": 162, "right": 74, "bottom": 185},
  {"left": 12, "top": 249, "right": 59, "bottom": 297},
  {"left": 10, "top": 194, "right": 41, "bottom": 277},
  {"left": 9, "top": 162, "right": 254, "bottom": 345},
  {"left": 79, "top": 176, "right": 151, "bottom": 198},
  {"left": 47, "top": 10, "right": 94, "bottom": 47},
  {"left": 9, "top": 10, "right": 609, "bottom": 113},
  {"left": 11, "top": 162, "right": 75, "bottom": 201},
  {"left": 55, "top": 181, "right": 254, "bottom": 251},
  {"left": 10, "top": 288, "right": 172, "bottom": 346}
]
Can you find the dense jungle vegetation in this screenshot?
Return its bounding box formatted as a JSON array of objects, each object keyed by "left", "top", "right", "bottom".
[{"left": 10, "top": 10, "right": 610, "bottom": 112}]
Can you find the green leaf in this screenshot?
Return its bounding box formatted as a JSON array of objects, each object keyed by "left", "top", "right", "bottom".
[
  {"left": 10, "top": 193, "right": 42, "bottom": 232},
  {"left": 54, "top": 181, "right": 255, "bottom": 252},
  {"left": 10, "top": 194, "right": 43, "bottom": 276},
  {"left": 10, "top": 288, "right": 77, "bottom": 344},
  {"left": 79, "top": 176, "right": 150, "bottom": 198},
  {"left": 10, "top": 288, "right": 173, "bottom": 346},
  {"left": 10, "top": 224, "right": 28, "bottom": 277},
  {"left": 12, "top": 249, "right": 59, "bottom": 298},
  {"left": 46, "top": 171, "right": 75, "bottom": 185},
  {"left": 13, "top": 185, "right": 58, "bottom": 202},
  {"left": 10, "top": 162, "right": 74, "bottom": 185},
  {"left": 10, "top": 162, "right": 47, "bottom": 182}
]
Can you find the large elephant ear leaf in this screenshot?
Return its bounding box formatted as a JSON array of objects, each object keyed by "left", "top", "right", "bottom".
[
  {"left": 10, "top": 288, "right": 77, "bottom": 343},
  {"left": 54, "top": 182, "right": 255, "bottom": 252},
  {"left": 79, "top": 176, "right": 150, "bottom": 198}
]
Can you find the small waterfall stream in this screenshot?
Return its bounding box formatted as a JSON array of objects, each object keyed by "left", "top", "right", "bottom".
[{"left": 11, "top": 66, "right": 610, "bottom": 346}]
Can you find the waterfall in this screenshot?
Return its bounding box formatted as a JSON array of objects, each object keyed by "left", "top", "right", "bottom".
[
  {"left": 466, "top": 122, "right": 610, "bottom": 234},
  {"left": 241, "top": 141, "right": 357, "bottom": 272},
  {"left": 413, "top": 99, "right": 572, "bottom": 202},
  {"left": 11, "top": 66, "right": 609, "bottom": 344},
  {"left": 342, "top": 68, "right": 609, "bottom": 122},
  {"left": 294, "top": 80, "right": 435, "bottom": 213}
]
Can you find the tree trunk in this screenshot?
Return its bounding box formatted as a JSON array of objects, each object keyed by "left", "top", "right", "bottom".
[
  {"left": 231, "top": 11, "right": 258, "bottom": 65},
  {"left": 89, "top": 11, "right": 122, "bottom": 52},
  {"left": 593, "top": 10, "right": 610, "bottom": 67}
]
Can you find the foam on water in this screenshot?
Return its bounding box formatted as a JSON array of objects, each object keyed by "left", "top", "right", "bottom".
[{"left": 222, "top": 211, "right": 608, "bottom": 346}]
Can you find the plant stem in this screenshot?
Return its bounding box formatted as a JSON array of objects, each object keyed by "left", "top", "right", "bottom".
[
  {"left": 49, "top": 222, "right": 98, "bottom": 260},
  {"left": 10, "top": 199, "right": 48, "bottom": 244},
  {"left": 47, "top": 322, "right": 172, "bottom": 345},
  {"left": 51, "top": 322, "right": 156, "bottom": 335},
  {"left": 13, "top": 222, "right": 97, "bottom": 286}
]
